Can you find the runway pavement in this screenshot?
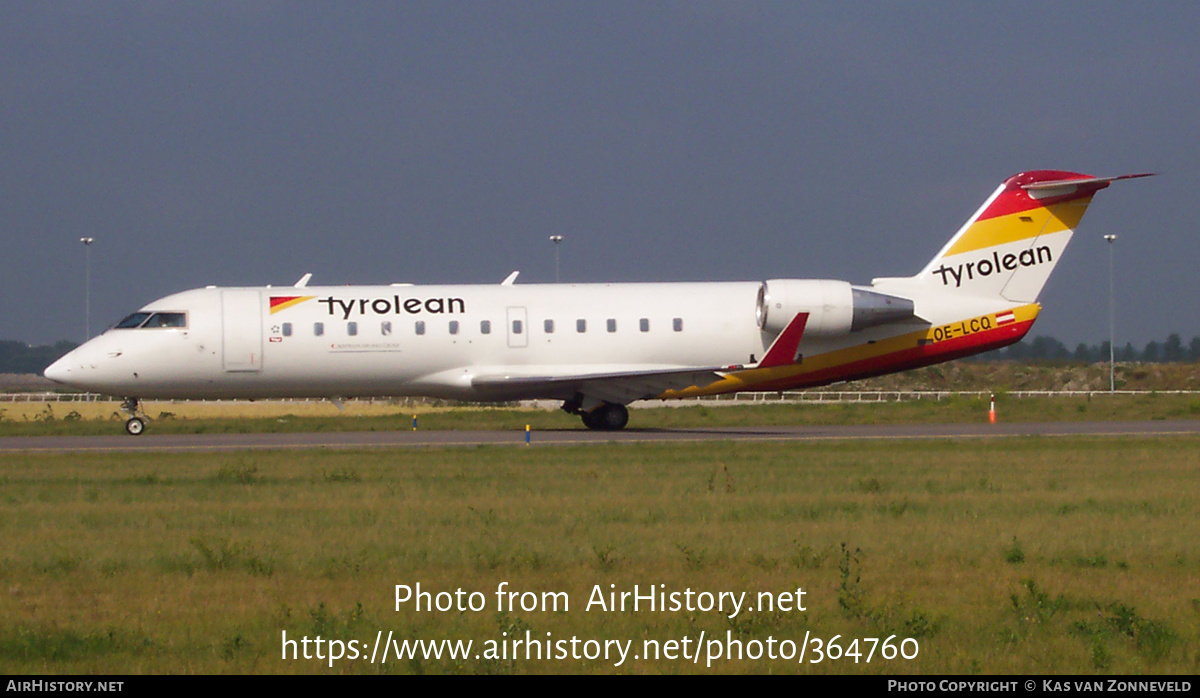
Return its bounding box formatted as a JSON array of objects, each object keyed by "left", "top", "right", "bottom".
[{"left": 3, "top": 419, "right": 1200, "bottom": 453}]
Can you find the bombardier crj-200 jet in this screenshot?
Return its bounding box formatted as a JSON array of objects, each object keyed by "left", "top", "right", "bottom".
[{"left": 46, "top": 170, "right": 1149, "bottom": 435}]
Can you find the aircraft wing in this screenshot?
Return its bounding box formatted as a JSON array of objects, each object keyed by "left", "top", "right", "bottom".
[
  {"left": 470, "top": 311, "right": 812, "bottom": 404},
  {"left": 471, "top": 365, "right": 731, "bottom": 404}
]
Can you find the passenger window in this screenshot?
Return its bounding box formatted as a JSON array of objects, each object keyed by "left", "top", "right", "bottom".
[
  {"left": 415, "top": 321, "right": 426, "bottom": 335},
  {"left": 348, "top": 321, "right": 358, "bottom": 336},
  {"left": 314, "top": 322, "right": 325, "bottom": 337},
  {"left": 381, "top": 321, "right": 392, "bottom": 336},
  {"left": 544, "top": 319, "right": 554, "bottom": 333},
  {"left": 449, "top": 320, "right": 459, "bottom": 335},
  {"left": 512, "top": 319, "right": 523, "bottom": 335},
  {"left": 576, "top": 319, "right": 586, "bottom": 333},
  {"left": 282, "top": 323, "right": 292, "bottom": 337},
  {"left": 481, "top": 320, "right": 491, "bottom": 335},
  {"left": 673, "top": 318, "right": 683, "bottom": 332},
  {"left": 607, "top": 319, "right": 617, "bottom": 333},
  {"left": 639, "top": 318, "right": 649, "bottom": 332}
]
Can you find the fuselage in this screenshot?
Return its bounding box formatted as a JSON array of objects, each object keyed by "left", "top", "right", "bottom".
[{"left": 44, "top": 279, "right": 1033, "bottom": 402}]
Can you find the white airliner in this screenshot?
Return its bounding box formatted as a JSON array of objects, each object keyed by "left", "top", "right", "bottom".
[{"left": 46, "top": 170, "right": 1149, "bottom": 435}]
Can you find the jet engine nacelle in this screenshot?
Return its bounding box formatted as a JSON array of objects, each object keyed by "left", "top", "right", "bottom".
[{"left": 756, "top": 279, "right": 916, "bottom": 336}]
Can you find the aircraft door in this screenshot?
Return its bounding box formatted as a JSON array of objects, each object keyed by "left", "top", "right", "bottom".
[
  {"left": 506, "top": 307, "right": 528, "bottom": 348},
  {"left": 222, "top": 290, "right": 264, "bottom": 371}
]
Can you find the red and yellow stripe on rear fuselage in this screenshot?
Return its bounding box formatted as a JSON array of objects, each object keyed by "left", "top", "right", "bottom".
[{"left": 663, "top": 303, "right": 1038, "bottom": 398}]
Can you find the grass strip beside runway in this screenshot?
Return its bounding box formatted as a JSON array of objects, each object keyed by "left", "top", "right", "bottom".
[
  {"left": 3, "top": 391, "right": 1200, "bottom": 436},
  {"left": 1, "top": 437, "right": 1197, "bottom": 673}
]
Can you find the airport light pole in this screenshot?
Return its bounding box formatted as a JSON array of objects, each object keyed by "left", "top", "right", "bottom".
[
  {"left": 80, "top": 237, "right": 95, "bottom": 340},
  {"left": 1104, "top": 234, "right": 1117, "bottom": 392},
  {"left": 549, "top": 235, "right": 564, "bottom": 282}
]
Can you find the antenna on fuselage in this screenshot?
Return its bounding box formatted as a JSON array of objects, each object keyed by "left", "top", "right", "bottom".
[{"left": 294, "top": 273, "right": 313, "bottom": 288}]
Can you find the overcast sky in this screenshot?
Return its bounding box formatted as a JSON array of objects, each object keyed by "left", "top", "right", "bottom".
[{"left": 2, "top": 2, "right": 1195, "bottom": 348}]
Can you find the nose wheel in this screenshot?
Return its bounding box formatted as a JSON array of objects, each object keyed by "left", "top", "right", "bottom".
[{"left": 121, "top": 397, "right": 146, "bottom": 436}]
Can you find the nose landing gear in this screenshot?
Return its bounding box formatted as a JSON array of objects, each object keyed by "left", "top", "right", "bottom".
[{"left": 121, "top": 397, "right": 145, "bottom": 436}]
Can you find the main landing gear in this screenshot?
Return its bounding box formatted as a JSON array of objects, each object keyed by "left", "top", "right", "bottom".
[
  {"left": 565, "top": 399, "right": 629, "bottom": 431},
  {"left": 121, "top": 397, "right": 145, "bottom": 436}
]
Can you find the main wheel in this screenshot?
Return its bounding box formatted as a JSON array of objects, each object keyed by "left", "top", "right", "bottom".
[
  {"left": 604, "top": 404, "right": 630, "bottom": 430},
  {"left": 125, "top": 417, "right": 145, "bottom": 436},
  {"left": 594, "top": 403, "right": 629, "bottom": 431}
]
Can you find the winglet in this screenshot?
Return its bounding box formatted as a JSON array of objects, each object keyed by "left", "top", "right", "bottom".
[{"left": 757, "top": 312, "right": 809, "bottom": 368}]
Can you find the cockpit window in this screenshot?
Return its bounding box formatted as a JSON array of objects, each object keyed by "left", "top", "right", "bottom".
[
  {"left": 145, "top": 312, "right": 187, "bottom": 328},
  {"left": 115, "top": 312, "right": 152, "bottom": 329},
  {"left": 113, "top": 311, "right": 187, "bottom": 329}
]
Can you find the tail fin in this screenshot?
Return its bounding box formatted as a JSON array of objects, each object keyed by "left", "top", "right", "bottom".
[{"left": 914, "top": 171, "right": 1151, "bottom": 302}]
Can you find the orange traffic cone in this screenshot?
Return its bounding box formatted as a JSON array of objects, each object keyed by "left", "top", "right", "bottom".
[{"left": 988, "top": 394, "right": 996, "bottom": 424}]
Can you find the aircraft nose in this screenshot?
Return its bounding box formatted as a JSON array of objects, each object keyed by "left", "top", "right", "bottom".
[{"left": 43, "top": 354, "right": 74, "bottom": 384}]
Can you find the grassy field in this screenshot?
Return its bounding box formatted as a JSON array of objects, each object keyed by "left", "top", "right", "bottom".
[
  {"left": 2, "top": 391, "right": 1200, "bottom": 437},
  {"left": 0, "top": 437, "right": 1197, "bottom": 674}
]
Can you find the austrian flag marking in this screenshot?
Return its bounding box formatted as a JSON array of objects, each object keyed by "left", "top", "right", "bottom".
[
  {"left": 269, "top": 296, "right": 316, "bottom": 314},
  {"left": 996, "top": 311, "right": 1016, "bottom": 326}
]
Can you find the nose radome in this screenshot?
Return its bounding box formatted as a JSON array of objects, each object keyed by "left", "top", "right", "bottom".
[{"left": 44, "top": 354, "right": 73, "bottom": 384}]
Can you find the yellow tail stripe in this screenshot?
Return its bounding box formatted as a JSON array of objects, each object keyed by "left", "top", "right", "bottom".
[{"left": 943, "top": 196, "right": 1092, "bottom": 257}]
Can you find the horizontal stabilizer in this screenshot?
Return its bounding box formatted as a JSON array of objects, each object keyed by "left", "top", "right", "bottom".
[{"left": 1021, "top": 172, "right": 1153, "bottom": 193}]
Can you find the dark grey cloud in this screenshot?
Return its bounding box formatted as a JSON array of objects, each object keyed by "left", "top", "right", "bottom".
[{"left": 2, "top": 2, "right": 1196, "bottom": 347}]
